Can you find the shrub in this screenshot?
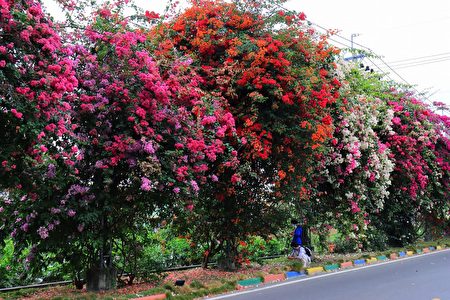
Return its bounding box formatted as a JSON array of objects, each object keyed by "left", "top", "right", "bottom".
[
  {"left": 288, "top": 260, "right": 303, "bottom": 272},
  {"left": 364, "top": 229, "right": 389, "bottom": 251}
]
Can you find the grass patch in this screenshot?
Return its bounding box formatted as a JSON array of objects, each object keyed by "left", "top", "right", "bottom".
[
  {"left": 166, "top": 281, "right": 236, "bottom": 300},
  {"left": 268, "top": 266, "right": 283, "bottom": 274},
  {"left": 209, "top": 281, "right": 236, "bottom": 294},
  {"left": 287, "top": 260, "right": 303, "bottom": 272},
  {"left": 130, "top": 287, "right": 167, "bottom": 298},
  {"left": 189, "top": 280, "right": 205, "bottom": 289},
  {"left": 0, "top": 289, "right": 34, "bottom": 300},
  {"left": 262, "top": 256, "right": 289, "bottom": 265}
]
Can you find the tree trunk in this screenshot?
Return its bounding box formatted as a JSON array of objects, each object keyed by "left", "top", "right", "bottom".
[
  {"left": 202, "top": 239, "right": 217, "bottom": 269},
  {"left": 86, "top": 266, "right": 117, "bottom": 291},
  {"left": 202, "top": 251, "right": 210, "bottom": 269},
  {"left": 217, "top": 240, "right": 237, "bottom": 271},
  {"left": 86, "top": 200, "right": 117, "bottom": 291}
]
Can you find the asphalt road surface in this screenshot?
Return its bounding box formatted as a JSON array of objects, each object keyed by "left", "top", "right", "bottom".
[{"left": 208, "top": 249, "right": 450, "bottom": 300}]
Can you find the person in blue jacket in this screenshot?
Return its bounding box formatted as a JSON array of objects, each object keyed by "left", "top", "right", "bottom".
[
  {"left": 289, "top": 219, "right": 311, "bottom": 266},
  {"left": 291, "top": 219, "right": 303, "bottom": 248}
]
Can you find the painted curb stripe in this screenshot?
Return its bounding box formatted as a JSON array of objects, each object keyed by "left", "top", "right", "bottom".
[
  {"left": 324, "top": 264, "right": 339, "bottom": 271},
  {"left": 237, "top": 278, "right": 262, "bottom": 287},
  {"left": 340, "top": 261, "right": 353, "bottom": 268},
  {"left": 366, "top": 258, "right": 377, "bottom": 264},
  {"left": 306, "top": 267, "right": 324, "bottom": 275},
  {"left": 263, "top": 274, "right": 285, "bottom": 283},
  {"left": 234, "top": 244, "right": 439, "bottom": 291},
  {"left": 285, "top": 271, "right": 306, "bottom": 278}
]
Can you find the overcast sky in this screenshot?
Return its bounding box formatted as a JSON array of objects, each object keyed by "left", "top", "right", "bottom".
[
  {"left": 284, "top": 0, "right": 450, "bottom": 109},
  {"left": 43, "top": 0, "right": 450, "bottom": 108}
]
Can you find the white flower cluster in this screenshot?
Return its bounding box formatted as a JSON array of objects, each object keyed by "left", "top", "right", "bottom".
[{"left": 322, "top": 96, "right": 395, "bottom": 214}]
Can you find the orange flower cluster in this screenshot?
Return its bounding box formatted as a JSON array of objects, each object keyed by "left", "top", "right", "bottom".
[
  {"left": 149, "top": 0, "right": 342, "bottom": 199},
  {"left": 311, "top": 124, "right": 333, "bottom": 149}
]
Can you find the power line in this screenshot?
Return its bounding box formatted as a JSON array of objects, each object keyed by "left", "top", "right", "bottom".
[
  {"left": 389, "top": 56, "right": 450, "bottom": 67},
  {"left": 301, "top": 19, "right": 407, "bottom": 90},
  {"left": 387, "top": 52, "right": 450, "bottom": 64},
  {"left": 379, "top": 55, "right": 450, "bottom": 71},
  {"left": 307, "top": 21, "right": 375, "bottom": 53},
  {"left": 392, "top": 57, "right": 450, "bottom": 69},
  {"left": 299, "top": 22, "right": 399, "bottom": 83},
  {"left": 377, "top": 56, "right": 436, "bottom": 105},
  {"left": 274, "top": 3, "right": 438, "bottom": 106},
  {"left": 306, "top": 19, "right": 434, "bottom": 103},
  {"left": 302, "top": 24, "right": 425, "bottom": 103},
  {"left": 365, "top": 57, "right": 390, "bottom": 76},
  {"left": 327, "top": 37, "right": 355, "bottom": 49}
]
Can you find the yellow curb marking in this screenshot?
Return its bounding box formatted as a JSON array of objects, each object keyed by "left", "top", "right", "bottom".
[
  {"left": 366, "top": 258, "right": 377, "bottom": 264},
  {"left": 306, "top": 266, "right": 324, "bottom": 275}
]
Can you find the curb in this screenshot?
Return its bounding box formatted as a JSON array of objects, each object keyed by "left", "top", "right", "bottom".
[
  {"left": 263, "top": 273, "right": 285, "bottom": 283},
  {"left": 353, "top": 259, "right": 365, "bottom": 266},
  {"left": 229, "top": 244, "right": 447, "bottom": 294},
  {"left": 285, "top": 271, "right": 306, "bottom": 279},
  {"left": 366, "top": 257, "right": 377, "bottom": 264},
  {"left": 324, "top": 263, "right": 340, "bottom": 271},
  {"left": 236, "top": 277, "right": 262, "bottom": 290},
  {"left": 340, "top": 261, "right": 353, "bottom": 269},
  {"left": 306, "top": 266, "right": 324, "bottom": 275}
]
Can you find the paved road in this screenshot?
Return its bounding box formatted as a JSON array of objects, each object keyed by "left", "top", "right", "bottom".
[{"left": 208, "top": 249, "right": 450, "bottom": 300}]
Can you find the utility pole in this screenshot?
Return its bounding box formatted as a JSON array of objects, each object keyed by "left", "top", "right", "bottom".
[
  {"left": 345, "top": 33, "right": 364, "bottom": 62},
  {"left": 351, "top": 33, "right": 360, "bottom": 49}
]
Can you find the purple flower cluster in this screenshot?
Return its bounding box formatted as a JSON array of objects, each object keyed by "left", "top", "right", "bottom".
[
  {"left": 141, "top": 177, "right": 152, "bottom": 191},
  {"left": 47, "top": 163, "right": 56, "bottom": 178}
]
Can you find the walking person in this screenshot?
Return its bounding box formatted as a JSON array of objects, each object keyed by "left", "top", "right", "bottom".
[{"left": 289, "top": 219, "right": 311, "bottom": 267}]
